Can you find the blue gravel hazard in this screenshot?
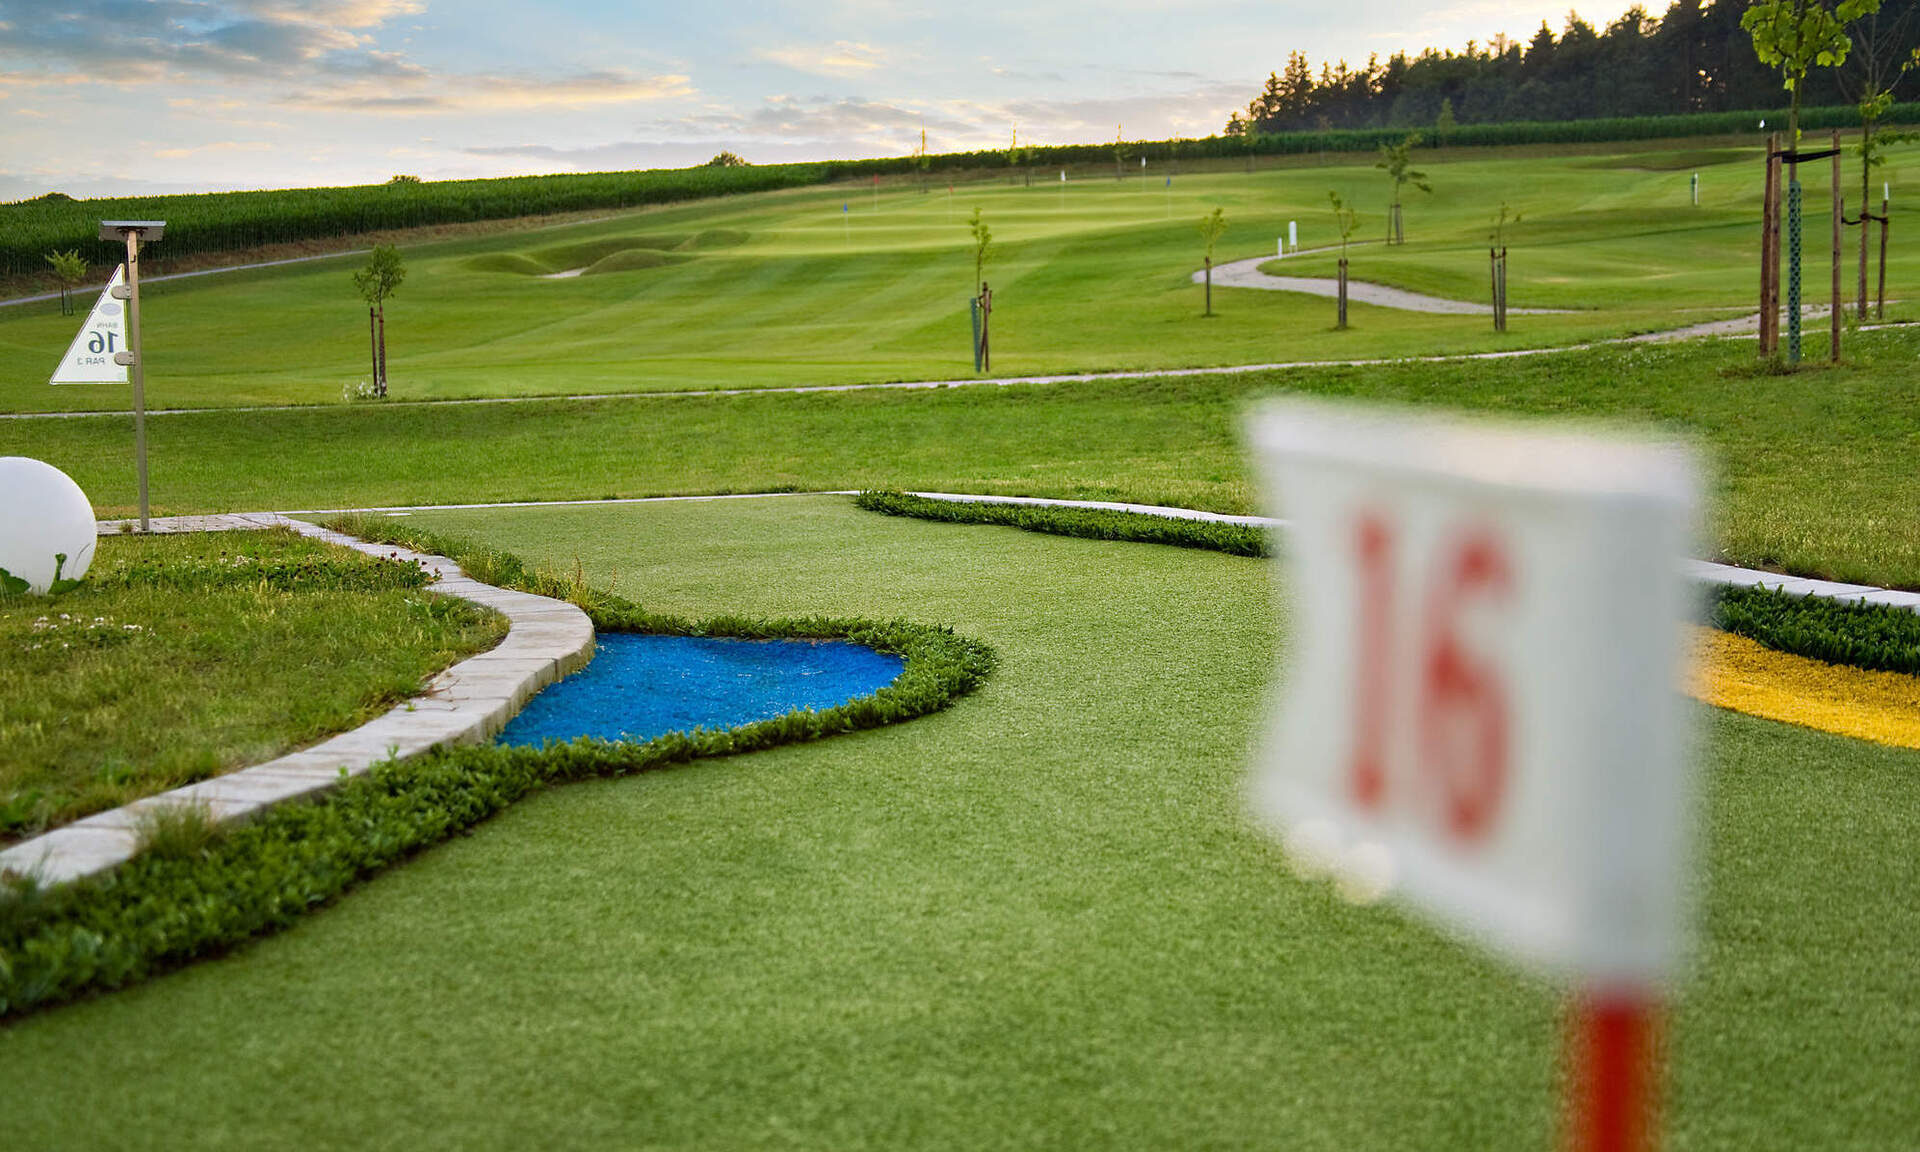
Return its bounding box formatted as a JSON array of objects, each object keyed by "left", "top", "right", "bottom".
[{"left": 496, "top": 632, "right": 905, "bottom": 747}]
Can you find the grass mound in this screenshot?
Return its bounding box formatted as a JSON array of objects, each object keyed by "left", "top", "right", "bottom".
[
  {"left": 581, "top": 249, "right": 690, "bottom": 275},
  {"left": 680, "top": 228, "right": 748, "bottom": 249},
  {"left": 463, "top": 252, "right": 553, "bottom": 276},
  {"left": 1588, "top": 147, "right": 1753, "bottom": 170}
]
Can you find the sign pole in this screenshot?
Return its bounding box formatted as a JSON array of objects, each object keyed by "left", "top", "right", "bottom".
[
  {"left": 1566, "top": 989, "right": 1661, "bottom": 1152},
  {"left": 124, "top": 229, "right": 149, "bottom": 531}
]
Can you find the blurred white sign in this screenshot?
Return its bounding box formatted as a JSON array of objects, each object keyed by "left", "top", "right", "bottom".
[
  {"left": 50, "top": 265, "right": 129, "bottom": 385},
  {"left": 1248, "top": 400, "right": 1699, "bottom": 985}
]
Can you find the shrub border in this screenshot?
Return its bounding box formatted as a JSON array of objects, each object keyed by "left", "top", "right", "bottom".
[
  {"left": 856, "top": 489, "right": 1920, "bottom": 675},
  {"left": 854, "top": 489, "right": 1272, "bottom": 558},
  {"left": 0, "top": 520, "right": 993, "bottom": 1020}
]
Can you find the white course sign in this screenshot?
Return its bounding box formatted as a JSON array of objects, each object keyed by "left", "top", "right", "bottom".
[
  {"left": 1248, "top": 400, "right": 1699, "bottom": 985},
  {"left": 50, "top": 265, "right": 130, "bottom": 385}
]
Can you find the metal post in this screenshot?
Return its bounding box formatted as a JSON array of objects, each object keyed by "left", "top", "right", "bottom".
[
  {"left": 1787, "top": 175, "right": 1803, "bottom": 364},
  {"left": 1877, "top": 195, "right": 1890, "bottom": 319},
  {"left": 1499, "top": 247, "right": 1508, "bottom": 332},
  {"left": 123, "top": 230, "right": 150, "bottom": 532},
  {"left": 1760, "top": 135, "right": 1779, "bottom": 356},
  {"left": 1831, "top": 130, "right": 1842, "bottom": 362}
]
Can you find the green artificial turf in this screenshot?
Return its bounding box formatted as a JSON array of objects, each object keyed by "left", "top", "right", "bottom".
[
  {"left": 9, "top": 331, "right": 1920, "bottom": 588},
  {"left": 0, "top": 528, "right": 505, "bottom": 840},
  {"left": 3, "top": 135, "right": 1916, "bottom": 413},
  {"left": 0, "top": 497, "right": 1912, "bottom": 1150}
]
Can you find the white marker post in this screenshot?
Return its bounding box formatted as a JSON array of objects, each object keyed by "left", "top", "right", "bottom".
[
  {"left": 1288, "top": 220, "right": 1298, "bottom": 252},
  {"left": 1248, "top": 400, "right": 1699, "bottom": 1152}
]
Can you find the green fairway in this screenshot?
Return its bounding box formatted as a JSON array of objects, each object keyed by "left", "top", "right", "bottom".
[
  {"left": 4, "top": 136, "right": 1916, "bottom": 414},
  {"left": 8, "top": 332, "right": 1920, "bottom": 588},
  {"left": 0, "top": 497, "right": 1911, "bottom": 1150}
]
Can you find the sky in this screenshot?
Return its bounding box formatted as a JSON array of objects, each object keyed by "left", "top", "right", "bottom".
[{"left": 0, "top": 1, "right": 1641, "bottom": 200}]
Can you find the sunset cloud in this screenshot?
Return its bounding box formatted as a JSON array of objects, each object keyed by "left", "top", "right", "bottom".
[{"left": 759, "top": 40, "right": 889, "bottom": 78}]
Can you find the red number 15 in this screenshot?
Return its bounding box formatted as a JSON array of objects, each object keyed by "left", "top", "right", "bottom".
[{"left": 1350, "top": 513, "right": 1513, "bottom": 845}]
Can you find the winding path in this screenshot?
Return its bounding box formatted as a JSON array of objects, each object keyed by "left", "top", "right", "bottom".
[{"left": 1200, "top": 254, "right": 1567, "bottom": 316}]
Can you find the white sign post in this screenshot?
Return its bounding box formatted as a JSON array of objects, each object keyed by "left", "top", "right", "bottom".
[{"left": 1248, "top": 399, "right": 1699, "bottom": 1152}]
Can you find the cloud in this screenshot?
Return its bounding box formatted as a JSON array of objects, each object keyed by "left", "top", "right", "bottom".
[
  {"left": 152, "top": 139, "right": 275, "bottom": 159},
  {"left": 759, "top": 40, "right": 889, "bottom": 78},
  {"left": 460, "top": 79, "right": 1256, "bottom": 180},
  {"left": 0, "top": 0, "right": 418, "bottom": 83},
  {"left": 284, "top": 69, "right": 696, "bottom": 114}
]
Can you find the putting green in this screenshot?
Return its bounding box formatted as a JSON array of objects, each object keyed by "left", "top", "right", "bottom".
[{"left": 0, "top": 496, "right": 1912, "bottom": 1151}]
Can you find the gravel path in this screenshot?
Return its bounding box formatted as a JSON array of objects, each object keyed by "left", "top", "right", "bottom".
[{"left": 1199, "top": 255, "right": 1575, "bottom": 315}]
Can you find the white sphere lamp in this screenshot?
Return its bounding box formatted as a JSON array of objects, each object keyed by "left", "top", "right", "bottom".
[{"left": 0, "top": 457, "right": 97, "bottom": 595}]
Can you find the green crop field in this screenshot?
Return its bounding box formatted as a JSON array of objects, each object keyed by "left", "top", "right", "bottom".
[{"left": 2, "top": 134, "right": 1915, "bottom": 414}]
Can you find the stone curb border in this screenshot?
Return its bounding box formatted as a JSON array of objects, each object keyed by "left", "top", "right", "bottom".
[{"left": 0, "top": 513, "right": 595, "bottom": 887}]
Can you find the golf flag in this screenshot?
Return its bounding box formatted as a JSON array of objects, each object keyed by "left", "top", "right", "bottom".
[{"left": 50, "top": 265, "right": 129, "bottom": 385}]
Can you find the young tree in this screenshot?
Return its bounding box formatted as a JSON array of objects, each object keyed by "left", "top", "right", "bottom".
[
  {"left": 1840, "top": 6, "right": 1918, "bottom": 315},
  {"left": 968, "top": 206, "right": 992, "bottom": 291},
  {"left": 43, "top": 250, "right": 85, "bottom": 316},
  {"left": 1328, "top": 191, "right": 1361, "bottom": 329},
  {"left": 967, "top": 207, "right": 995, "bottom": 371},
  {"left": 1376, "top": 132, "right": 1431, "bottom": 244},
  {"left": 1198, "top": 207, "right": 1227, "bottom": 316},
  {"left": 1434, "top": 98, "right": 1456, "bottom": 143},
  {"left": 351, "top": 245, "right": 406, "bottom": 399},
  {"left": 1743, "top": 0, "right": 1881, "bottom": 359},
  {"left": 1743, "top": 0, "right": 1881, "bottom": 147},
  {"left": 1113, "top": 124, "right": 1132, "bottom": 180}
]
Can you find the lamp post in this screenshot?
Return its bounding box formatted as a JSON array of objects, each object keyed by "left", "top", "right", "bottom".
[{"left": 99, "top": 220, "right": 164, "bottom": 531}]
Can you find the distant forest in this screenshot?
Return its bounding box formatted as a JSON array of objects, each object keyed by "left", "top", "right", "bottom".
[{"left": 1228, "top": 0, "right": 1920, "bottom": 133}]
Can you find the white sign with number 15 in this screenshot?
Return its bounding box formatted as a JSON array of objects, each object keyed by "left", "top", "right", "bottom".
[{"left": 1248, "top": 400, "right": 1700, "bottom": 986}]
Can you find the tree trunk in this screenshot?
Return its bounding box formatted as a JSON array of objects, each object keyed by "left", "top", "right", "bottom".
[
  {"left": 376, "top": 303, "right": 389, "bottom": 397},
  {"left": 1337, "top": 258, "right": 1349, "bottom": 329},
  {"left": 1204, "top": 256, "right": 1212, "bottom": 316},
  {"left": 367, "top": 306, "right": 379, "bottom": 393},
  {"left": 1831, "top": 130, "right": 1842, "bottom": 363}
]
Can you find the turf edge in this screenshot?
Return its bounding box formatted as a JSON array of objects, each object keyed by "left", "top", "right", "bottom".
[{"left": 856, "top": 489, "right": 1920, "bottom": 674}]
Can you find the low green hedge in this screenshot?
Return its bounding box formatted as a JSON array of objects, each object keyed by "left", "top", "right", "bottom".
[
  {"left": 1708, "top": 584, "right": 1920, "bottom": 675},
  {"left": 854, "top": 490, "right": 1272, "bottom": 557},
  {"left": 0, "top": 523, "right": 992, "bottom": 1020}
]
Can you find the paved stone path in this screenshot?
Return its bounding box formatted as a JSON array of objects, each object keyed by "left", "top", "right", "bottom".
[
  {"left": 1199, "top": 255, "right": 1576, "bottom": 315},
  {"left": 0, "top": 513, "right": 593, "bottom": 886}
]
